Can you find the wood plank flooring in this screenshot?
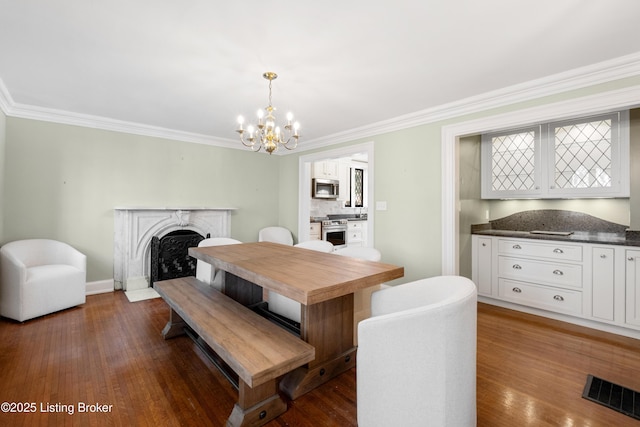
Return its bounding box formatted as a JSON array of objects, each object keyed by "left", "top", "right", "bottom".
[{"left": 0, "top": 291, "right": 638, "bottom": 426}]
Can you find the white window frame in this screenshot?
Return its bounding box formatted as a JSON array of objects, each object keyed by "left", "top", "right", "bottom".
[{"left": 481, "top": 110, "right": 629, "bottom": 199}]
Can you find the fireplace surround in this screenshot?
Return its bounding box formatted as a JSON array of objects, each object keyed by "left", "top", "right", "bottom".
[{"left": 113, "top": 207, "right": 235, "bottom": 290}]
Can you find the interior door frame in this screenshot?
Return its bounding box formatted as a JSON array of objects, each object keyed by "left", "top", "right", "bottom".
[{"left": 298, "top": 141, "right": 375, "bottom": 245}]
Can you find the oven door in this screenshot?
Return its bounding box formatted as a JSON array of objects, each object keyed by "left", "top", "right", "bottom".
[{"left": 323, "top": 227, "right": 347, "bottom": 249}]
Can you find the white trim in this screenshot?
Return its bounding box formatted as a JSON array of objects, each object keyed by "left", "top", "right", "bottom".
[
  {"left": 441, "top": 85, "right": 640, "bottom": 275},
  {"left": 86, "top": 279, "right": 115, "bottom": 295},
  {"left": 1, "top": 53, "right": 640, "bottom": 152},
  {"left": 298, "top": 142, "right": 375, "bottom": 246}
]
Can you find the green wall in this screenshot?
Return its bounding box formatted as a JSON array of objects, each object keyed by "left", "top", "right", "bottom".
[
  {"left": 4, "top": 76, "right": 640, "bottom": 287},
  {"left": 3, "top": 118, "right": 281, "bottom": 282},
  {"left": 278, "top": 77, "right": 640, "bottom": 286}
]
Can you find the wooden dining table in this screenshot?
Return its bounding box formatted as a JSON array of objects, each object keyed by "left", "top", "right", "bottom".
[{"left": 188, "top": 241, "right": 404, "bottom": 399}]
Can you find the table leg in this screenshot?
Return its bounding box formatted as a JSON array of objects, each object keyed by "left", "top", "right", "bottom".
[
  {"left": 224, "top": 273, "right": 264, "bottom": 306},
  {"left": 161, "top": 308, "right": 187, "bottom": 339},
  {"left": 227, "top": 379, "right": 287, "bottom": 427},
  {"left": 280, "top": 294, "right": 357, "bottom": 400}
]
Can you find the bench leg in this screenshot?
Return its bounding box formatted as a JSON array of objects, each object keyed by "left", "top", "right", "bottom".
[
  {"left": 161, "top": 308, "right": 188, "bottom": 339},
  {"left": 226, "top": 379, "right": 287, "bottom": 427}
]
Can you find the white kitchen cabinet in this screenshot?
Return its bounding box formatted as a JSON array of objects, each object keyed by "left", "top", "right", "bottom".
[
  {"left": 312, "top": 160, "right": 339, "bottom": 179},
  {"left": 472, "top": 235, "right": 640, "bottom": 338},
  {"left": 592, "top": 247, "right": 615, "bottom": 321},
  {"left": 472, "top": 236, "right": 493, "bottom": 295},
  {"left": 338, "top": 162, "right": 350, "bottom": 202},
  {"left": 310, "top": 223, "right": 321, "bottom": 240},
  {"left": 625, "top": 249, "right": 640, "bottom": 327},
  {"left": 347, "top": 221, "right": 366, "bottom": 247}
]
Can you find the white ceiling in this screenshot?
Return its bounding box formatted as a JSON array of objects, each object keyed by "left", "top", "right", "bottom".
[{"left": 2, "top": 1, "right": 640, "bottom": 151}]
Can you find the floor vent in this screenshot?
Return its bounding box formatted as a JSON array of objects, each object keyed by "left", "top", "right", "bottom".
[{"left": 582, "top": 374, "right": 640, "bottom": 420}]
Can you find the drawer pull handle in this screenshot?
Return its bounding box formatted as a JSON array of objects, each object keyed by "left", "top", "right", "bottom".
[
  {"left": 600, "top": 254, "right": 607, "bottom": 259},
  {"left": 553, "top": 248, "right": 564, "bottom": 254},
  {"left": 553, "top": 295, "right": 564, "bottom": 302},
  {"left": 512, "top": 264, "right": 522, "bottom": 270},
  {"left": 512, "top": 287, "right": 522, "bottom": 293},
  {"left": 512, "top": 244, "right": 522, "bottom": 249},
  {"left": 629, "top": 257, "right": 635, "bottom": 261},
  {"left": 482, "top": 243, "right": 487, "bottom": 247},
  {"left": 553, "top": 269, "right": 564, "bottom": 276}
]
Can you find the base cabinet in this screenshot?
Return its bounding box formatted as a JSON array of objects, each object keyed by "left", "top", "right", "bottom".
[
  {"left": 472, "top": 235, "right": 639, "bottom": 337},
  {"left": 625, "top": 250, "right": 640, "bottom": 327},
  {"left": 592, "top": 247, "right": 615, "bottom": 321}
]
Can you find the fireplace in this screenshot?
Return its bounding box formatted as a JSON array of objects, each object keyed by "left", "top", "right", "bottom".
[
  {"left": 150, "top": 230, "right": 208, "bottom": 285},
  {"left": 114, "top": 207, "right": 235, "bottom": 290}
]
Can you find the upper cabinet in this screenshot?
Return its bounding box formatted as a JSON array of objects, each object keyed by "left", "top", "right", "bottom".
[
  {"left": 312, "top": 160, "right": 339, "bottom": 180},
  {"left": 481, "top": 111, "right": 630, "bottom": 199}
]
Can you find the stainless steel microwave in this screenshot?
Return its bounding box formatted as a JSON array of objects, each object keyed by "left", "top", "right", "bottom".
[{"left": 312, "top": 178, "right": 339, "bottom": 199}]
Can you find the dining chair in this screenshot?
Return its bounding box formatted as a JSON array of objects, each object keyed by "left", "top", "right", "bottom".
[
  {"left": 195, "top": 237, "right": 242, "bottom": 290},
  {"left": 294, "top": 239, "right": 334, "bottom": 252},
  {"left": 357, "top": 275, "right": 477, "bottom": 427},
  {"left": 258, "top": 226, "right": 294, "bottom": 246},
  {"left": 268, "top": 239, "right": 334, "bottom": 322},
  {"left": 334, "top": 246, "right": 382, "bottom": 344}
]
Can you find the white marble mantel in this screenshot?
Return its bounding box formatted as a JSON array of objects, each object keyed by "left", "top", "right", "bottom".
[{"left": 113, "top": 207, "right": 236, "bottom": 290}]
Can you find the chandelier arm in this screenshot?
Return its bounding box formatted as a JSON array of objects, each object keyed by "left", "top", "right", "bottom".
[
  {"left": 281, "top": 136, "right": 299, "bottom": 150},
  {"left": 238, "top": 133, "right": 262, "bottom": 151}
]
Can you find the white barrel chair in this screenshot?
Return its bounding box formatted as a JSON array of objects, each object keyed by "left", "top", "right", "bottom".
[
  {"left": 194, "top": 237, "right": 242, "bottom": 290},
  {"left": 334, "top": 246, "right": 382, "bottom": 344},
  {"left": 267, "top": 239, "right": 334, "bottom": 322},
  {"left": 258, "top": 226, "right": 294, "bottom": 246},
  {"left": 357, "top": 275, "right": 477, "bottom": 427},
  {"left": 0, "top": 239, "right": 86, "bottom": 322}
]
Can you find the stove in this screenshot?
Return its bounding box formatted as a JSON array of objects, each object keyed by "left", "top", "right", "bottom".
[{"left": 321, "top": 219, "right": 348, "bottom": 249}]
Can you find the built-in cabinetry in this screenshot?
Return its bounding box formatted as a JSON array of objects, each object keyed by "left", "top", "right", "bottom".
[
  {"left": 347, "top": 220, "right": 367, "bottom": 247},
  {"left": 472, "top": 234, "right": 640, "bottom": 338},
  {"left": 625, "top": 250, "right": 640, "bottom": 327},
  {"left": 309, "top": 222, "right": 321, "bottom": 240},
  {"left": 312, "top": 160, "right": 339, "bottom": 179}
]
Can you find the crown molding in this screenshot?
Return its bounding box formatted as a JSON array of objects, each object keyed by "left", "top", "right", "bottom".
[
  {"left": 297, "top": 51, "right": 640, "bottom": 152},
  {"left": 1, "top": 52, "right": 640, "bottom": 152}
]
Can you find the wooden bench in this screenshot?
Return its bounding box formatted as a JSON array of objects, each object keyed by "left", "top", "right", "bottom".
[{"left": 154, "top": 276, "right": 315, "bottom": 427}]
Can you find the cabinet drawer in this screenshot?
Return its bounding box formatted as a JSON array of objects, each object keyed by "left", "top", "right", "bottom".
[
  {"left": 498, "top": 239, "right": 582, "bottom": 262},
  {"left": 310, "top": 223, "right": 321, "bottom": 233},
  {"left": 498, "top": 256, "right": 582, "bottom": 289},
  {"left": 498, "top": 279, "right": 582, "bottom": 315}
]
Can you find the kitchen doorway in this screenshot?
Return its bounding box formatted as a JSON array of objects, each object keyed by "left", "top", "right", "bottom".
[{"left": 298, "top": 142, "right": 375, "bottom": 245}]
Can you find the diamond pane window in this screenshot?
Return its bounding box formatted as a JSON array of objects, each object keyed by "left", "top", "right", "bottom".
[
  {"left": 481, "top": 110, "right": 628, "bottom": 199},
  {"left": 354, "top": 168, "right": 364, "bottom": 207},
  {"left": 491, "top": 131, "right": 536, "bottom": 191},
  {"left": 553, "top": 119, "right": 612, "bottom": 189}
]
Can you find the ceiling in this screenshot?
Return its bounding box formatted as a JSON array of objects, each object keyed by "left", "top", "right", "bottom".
[{"left": 2, "top": 1, "right": 640, "bottom": 151}]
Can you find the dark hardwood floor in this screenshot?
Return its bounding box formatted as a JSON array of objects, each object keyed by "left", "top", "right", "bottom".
[{"left": 0, "top": 291, "right": 638, "bottom": 426}]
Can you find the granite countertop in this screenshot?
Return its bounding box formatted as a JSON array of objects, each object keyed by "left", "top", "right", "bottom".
[
  {"left": 471, "top": 209, "right": 640, "bottom": 247},
  {"left": 311, "top": 214, "right": 368, "bottom": 222},
  {"left": 472, "top": 229, "right": 639, "bottom": 246}
]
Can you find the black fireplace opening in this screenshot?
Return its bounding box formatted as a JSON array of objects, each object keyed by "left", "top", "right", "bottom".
[{"left": 150, "top": 230, "right": 209, "bottom": 286}]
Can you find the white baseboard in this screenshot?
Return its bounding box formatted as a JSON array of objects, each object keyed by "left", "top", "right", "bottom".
[{"left": 86, "top": 279, "right": 115, "bottom": 295}]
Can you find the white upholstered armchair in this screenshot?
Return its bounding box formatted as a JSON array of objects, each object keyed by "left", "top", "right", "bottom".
[
  {"left": 357, "top": 275, "right": 477, "bottom": 427},
  {"left": 0, "top": 239, "right": 87, "bottom": 322}
]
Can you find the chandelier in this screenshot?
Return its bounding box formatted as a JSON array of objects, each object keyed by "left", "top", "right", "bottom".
[{"left": 236, "top": 72, "right": 300, "bottom": 155}]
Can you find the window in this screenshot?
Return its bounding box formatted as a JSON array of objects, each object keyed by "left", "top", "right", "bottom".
[{"left": 481, "top": 111, "right": 629, "bottom": 199}]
